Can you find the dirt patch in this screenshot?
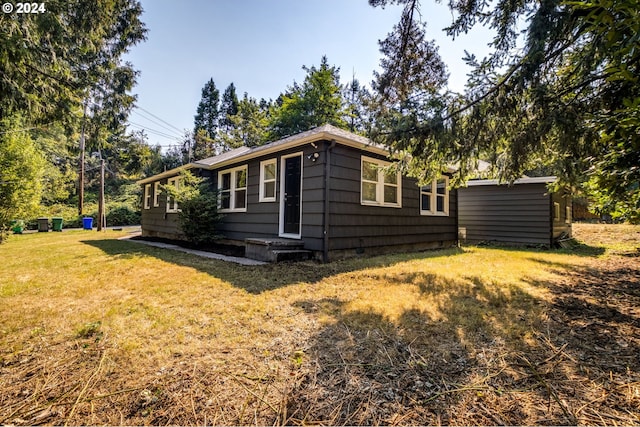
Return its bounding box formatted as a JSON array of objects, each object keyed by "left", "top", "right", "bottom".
[{"left": 281, "top": 258, "right": 640, "bottom": 425}]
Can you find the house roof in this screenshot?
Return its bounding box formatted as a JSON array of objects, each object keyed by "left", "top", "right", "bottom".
[
  {"left": 464, "top": 176, "right": 558, "bottom": 187},
  {"left": 137, "top": 124, "right": 389, "bottom": 184}
]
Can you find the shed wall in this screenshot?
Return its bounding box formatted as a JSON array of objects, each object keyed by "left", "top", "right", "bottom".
[{"left": 458, "top": 182, "right": 571, "bottom": 246}]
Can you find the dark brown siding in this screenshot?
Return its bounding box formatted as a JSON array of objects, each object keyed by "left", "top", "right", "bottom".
[
  {"left": 213, "top": 145, "right": 326, "bottom": 251},
  {"left": 140, "top": 176, "right": 182, "bottom": 239},
  {"left": 458, "top": 182, "right": 571, "bottom": 246},
  {"left": 140, "top": 141, "right": 460, "bottom": 258},
  {"left": 326, "top": 145, "right": 458, "bottom": 254}
]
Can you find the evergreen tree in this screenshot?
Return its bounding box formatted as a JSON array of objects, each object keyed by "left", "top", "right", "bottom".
[
  {"left": 0, "top": 0, "right": 147, "bottom": 126},
  {"left": 369, "top": 0, "right": 640, "bottom": 220},
  {"left": 193, "top": 78, "right": 220, "bottom": 157},
  {"left": 0, "top": 0, "right": 147, "bottom": 236},
  {"left": 85, "top": 64, "right": 141, "bottom": 175},
  {"left": 269, "top": 56, "right": 348, "bottom": 139},
  {"left": 343, "top": 77, "right": 373, "bottom": 135},
  {"left": 219, "top": 83, "right": 240, "bottom": 133},
  {"left": 223, "top": 93, "right": 269, "bottom": 148},
  {"left": 32, "top": 125, "right": 77, "bottom": 205}
]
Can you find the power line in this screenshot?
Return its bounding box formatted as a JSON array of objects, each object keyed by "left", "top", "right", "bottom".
[
  {"left": 133, "top": 105, "right": 184, "bottom": 133},
  {"left": 131, "top": 109, "right": 184, "bottom": 137},
  {"left": 128, "top": 121, "right": 183, "bottom": 141}
]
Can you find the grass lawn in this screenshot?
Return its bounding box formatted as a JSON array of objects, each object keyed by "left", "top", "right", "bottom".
[{"left": 0, "top": 224, "right": 638, "bottom": 425}]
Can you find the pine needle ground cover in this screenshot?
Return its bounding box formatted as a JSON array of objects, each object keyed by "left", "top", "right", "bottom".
[{"left": 0, "top": 224, "right": 638, "bottom": 425}]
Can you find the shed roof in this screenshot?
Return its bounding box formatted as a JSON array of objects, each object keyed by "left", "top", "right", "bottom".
[{"left": 464, "top": 176, "right": 557, "bottom": 187}]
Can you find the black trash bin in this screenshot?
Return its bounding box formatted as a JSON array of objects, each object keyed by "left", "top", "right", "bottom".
[{"left": 37, "top": 217, "right": 49, "bottom": 232}]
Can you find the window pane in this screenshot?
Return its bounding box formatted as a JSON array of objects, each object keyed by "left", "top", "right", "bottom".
[
  {"left": 221, "top": 191, "right": 230, "bottom": 209},
  {"left": 264, "top": 163, "right": 275, "bottom": 181},
  {"left": 362, "top": 182, "right": 377, "bottom": 202},
  {"left": 436, "top": 178, "right": 446, "bottom": 195},
  {"left": 234, "top": 189, "right": 246, "bottom": 209},
  {"left": 384, "top": 170, "right": 397, "bottom": 184},
  {"left": 436, "top": 195, "right": 445, "bottom": 212},
  {"left": 264, "top": 181, "right": 275, "bottom": 199},
  {"left": 384, "top": 185, "right": 397, "bottom": 204},
  {"left": 221, "top": 173, "right": 231, "bottom": 191},
  {"left": 236, "top": 169, "right": 246, "bottom": 188},
  {"left": 362, "top": 161, "right": 378, "bottom": 181},
  {"left": 422, "top": 193, "right": 431, "bottom": 211}
]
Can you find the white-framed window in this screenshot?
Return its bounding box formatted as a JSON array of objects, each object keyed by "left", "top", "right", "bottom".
[
  {"left": 153, "top": 182, "right": 160, "bottom": 207},
  {"left": 360, "top": 156, "right": 402, "bottom": 208},
  {"left": 554, "top": 202, "right": 561, "bottom": 221},
  {"left": 166, "top": 177, "right": 180, "bottom": 213},
  {"left": 259, "top": 159, "right": 277, "bottom": 202},
  {"left": 420, "top": 176, "right": 449, "bottom": 216},
  {"left": 143, "top": 184, "right": 151, "bottom": 209},
  {"left": 565, "top": 205, "right": 571, "bottom": 224},
  {"left": 219, "top": 165, "right": 247, "bottom": 212}
]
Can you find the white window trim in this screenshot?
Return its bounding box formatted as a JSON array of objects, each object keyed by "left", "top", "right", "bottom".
[
  {"left": 218, "top": 165, "right": 248, "bottom": 213},
  {"left": 565, "top": 205, "right": 571, "bottom": 224},
  {"left": 153, "top": 182, "right": 160, "bottom": 207},
  {"left": 143, "top": 184, "right": 151, "bottom": 209},
  {"left": 360, "top": 155, "right": 402, "bottom": 208},
  {"left": 166, "top": 177, "right": 180, "bottom": 213},
  {"left": 259, "top": 159, "right": 277, "bottom": 203},
  {"left": 554, "top": 202, "right": 561, "bottom": 221},
  {"left": 420, "top": 176, "right": 450, "bottom": 216}
]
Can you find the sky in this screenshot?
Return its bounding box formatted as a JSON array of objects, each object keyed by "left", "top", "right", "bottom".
[{"left": 123, "top": 0, "right": 494, "bottom": 150}]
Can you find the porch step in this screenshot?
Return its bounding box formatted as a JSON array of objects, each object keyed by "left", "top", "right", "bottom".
[
  {"left": 245, "top": 237, "right": 311, "bottom": 262},
  {"left": 271, "top": 249, "right": 312, "bottom": 262}
]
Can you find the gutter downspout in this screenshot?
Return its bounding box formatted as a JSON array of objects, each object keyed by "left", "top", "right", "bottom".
[{"left": 322, "top": 140, "right": 336, "bottom": 263}]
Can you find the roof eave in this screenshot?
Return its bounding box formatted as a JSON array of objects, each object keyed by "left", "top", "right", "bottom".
[
  {"left": 136, "top": 164, "right": 194, "bottom": 185},
  {"left": 198, "top": 129, "right": 390, "bottom": 171},
  {"left": 465, "top": 176, "right": 558, "bottom": 187}
]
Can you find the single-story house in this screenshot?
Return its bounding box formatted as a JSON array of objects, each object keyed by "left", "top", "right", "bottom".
[
  {"left": 137, "top": 124, "right": 458, "bottom": 262},
  {"left": 458, "top": 176, "right": 572, "bottom": 247}
]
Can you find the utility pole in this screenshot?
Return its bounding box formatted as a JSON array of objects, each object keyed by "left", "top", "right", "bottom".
[
  {"left": 97, "top": 158, "right": 106, "bottom": 231},
  {"left": 78, "top": 100, "right": 87, "bottom": 217}
]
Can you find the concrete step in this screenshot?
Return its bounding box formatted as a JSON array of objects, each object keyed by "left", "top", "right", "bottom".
[
  {"left": 271, "top": 249, "right": 312, "bottom": 262},
  {"left": 245, "top": 237, "right": 309, "bottom": 262}
]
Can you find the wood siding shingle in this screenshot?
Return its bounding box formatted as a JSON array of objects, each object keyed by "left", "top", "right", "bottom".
[
  {"left": 214, "top": 145, "right": 326, "bottom": 250},
  {"left": 140, "top": 138, "right": 460, "bottom": 259},
  {"left": 140, "top": 176, "right": 182, "bottom": 239},
  {"left": 327, "top": 145, "right": 457, "bottom": 253}
]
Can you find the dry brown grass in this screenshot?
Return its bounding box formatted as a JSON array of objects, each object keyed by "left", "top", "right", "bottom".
[{"left": 0, "top": 223, "right": 639, "bottom": 425}]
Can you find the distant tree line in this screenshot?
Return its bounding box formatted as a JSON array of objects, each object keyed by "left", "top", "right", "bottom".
[
  {"left": 166, "top": 55, "right": 372, "bottom": 164},
  {"left": 2, "top": 0, "right": 636, "bottom": 242},
  {"left": 0, "top": 0, "right": 149, "bottom": 241}
]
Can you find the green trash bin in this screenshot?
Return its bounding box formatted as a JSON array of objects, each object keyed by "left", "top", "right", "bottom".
[
  {"left": 52, "top": 217, "right": 63, "bottom": 232},
  {"left": 10, "top": 220, "right": 24, "bottom": 234},
  {"left": 37, "top": 217, "right": 49, "bottom": 232}
]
